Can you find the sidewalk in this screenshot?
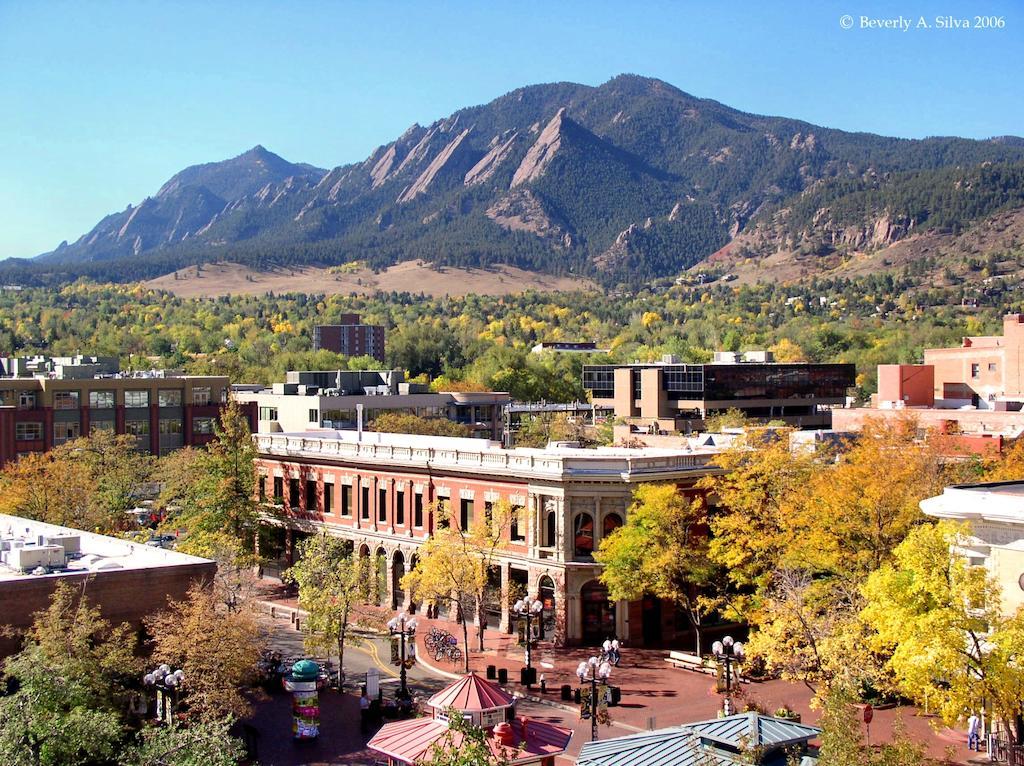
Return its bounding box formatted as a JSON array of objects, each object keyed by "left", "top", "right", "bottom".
[{"left": 409, "top": 614, "right": 976, "bottom": 763}]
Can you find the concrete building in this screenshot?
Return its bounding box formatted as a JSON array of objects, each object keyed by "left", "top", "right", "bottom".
[
  {"left": 313, "top": 315, "right": 386, "bottom": 362},
  {"left": 921, "top": 481, "right": 1024, "bottom": 616},
  {"left": 0, "top": 514, "right": 215, "bottom": 657},
  {"left": 234, "top": 370, "right": 509, "bottom": 440},
  {"left": 254, "top": 429, "right": 723, "bottom": 647},
  {"left": 0, "top": 356, "right": 250, "bottom": 466},
  {"left": 832, "top": 315, "right": 1024, "bottom": 449},
  {"left": 582, "top": 354, "right": 855, "bottom": 435}
]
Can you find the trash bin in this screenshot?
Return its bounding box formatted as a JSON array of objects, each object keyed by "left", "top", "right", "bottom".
[
  {"left": 486, "top": 665, "right": 497, "bottom": 680},
  {"left": 520, "top": 667, "right": 536, "bottom": 686},
  {"left": 574, "top": 688, "right": 582, "bottom": 704},
  {"left": 497, "top": 668, "right": 508, "bottom": 684},
  {"left": 608, "top": 686, "right": 622, "bottom": 706},
  {"left": 560, "top": 684, "right": 572, "bottom": 701}
]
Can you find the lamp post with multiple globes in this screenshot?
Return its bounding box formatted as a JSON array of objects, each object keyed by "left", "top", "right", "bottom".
[
  {"left": 513, "top": 595, "right": 544, "bottom": 686},
  {"left": 711, "top": 635, "right": 744, "bottom": 715},
  {"left": 387, "top": 611, "right": 418, "bottom": 701},
  {"left": 143, "top": 664, "right": 185, "bottom": 724},
  {"left": 576, "top": 656, "right": 612, "bottom": 742}
]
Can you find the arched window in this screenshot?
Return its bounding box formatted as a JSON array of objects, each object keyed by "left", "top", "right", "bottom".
[
  {"left": 545, "top": 511, "right": 557, "bottom": 548},
  {"left": 603, "top": 513, "right": 623, "bottom": 539},
  {"left": 574, "top": 513, "right": 594, "bottom": 558}
]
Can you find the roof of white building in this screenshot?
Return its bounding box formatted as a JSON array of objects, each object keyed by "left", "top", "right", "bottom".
[
  {"left": 0, "top": 514, "right": 211, "bottom": 583},
  {"left": 921, "top": 481, "right": 1024, "bottom": 525}
]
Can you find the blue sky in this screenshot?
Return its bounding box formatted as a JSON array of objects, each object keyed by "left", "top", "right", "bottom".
[{"left": 1, "top": 0, "right": 1021, "bottom": 259}]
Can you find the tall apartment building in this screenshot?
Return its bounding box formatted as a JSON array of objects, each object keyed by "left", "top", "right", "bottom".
[
  {"left": 0, "top": 356, "right": 253, "bottom": 466},
  {"left": 255, "top": 429, "right": 724, "bottom": 647},
  {"left": 582, "top": 353, "right": 855, "bottom": 435},
  {"left": 234, "top": 370, "right": 509, "bottom": 440},
  {"left": 313, "top": 315, "right": 386, "bottom": 362}
]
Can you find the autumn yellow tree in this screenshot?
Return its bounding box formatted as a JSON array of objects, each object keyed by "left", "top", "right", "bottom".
[
  {"left": 146, "top": 582, "right": 266, "bottom": 721},
  {"left": 862, "top": 521, "right": 1024, "bottom": 741},
  {"left": 402, "top": 501, "right": 513, "bottom": 669},
  {"left": 596, "top": 483, "right": 731, "bottom": 655}
]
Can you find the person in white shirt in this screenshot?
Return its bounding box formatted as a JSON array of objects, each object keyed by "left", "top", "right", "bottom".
[{"left": 967, "top": 712, "right": 981, "bottom": 751}]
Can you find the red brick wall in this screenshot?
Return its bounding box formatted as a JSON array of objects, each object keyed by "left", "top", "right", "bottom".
[{"left": 0, "top": 561, "right": 216, "bottom": 658}]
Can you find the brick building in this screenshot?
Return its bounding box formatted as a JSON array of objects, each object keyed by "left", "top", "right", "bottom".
[
  {"left": 0, "top": 514, "right": 215, "bottom": 657},
  {"left": 832, "top": 315, "right": 1024, "bottom": 448},
  {"left": 313, "top": 316, "right": 386, "bottom": 362},
  {"left": 255, "top": 430, "right": 723, "bottom": 647},
  {"left": 0, "top": 356, "right": 254, "bottom": 466}
]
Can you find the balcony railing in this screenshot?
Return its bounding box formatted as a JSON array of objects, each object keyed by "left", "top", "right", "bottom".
[{"left": 254, "top": 433, "right": 714, "bottom": 480}]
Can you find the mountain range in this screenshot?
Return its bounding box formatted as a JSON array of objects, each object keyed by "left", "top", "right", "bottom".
[{"left": 14, "top": 74, "right": 1024, "bottom": 287}]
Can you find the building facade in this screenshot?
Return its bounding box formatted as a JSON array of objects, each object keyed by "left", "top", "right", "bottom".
[
  {"left": 920, "top": 481, "right": 1024, "bottom": 616},
  {"left": 254, "top": 430, "right": 722, "bottom": 647},
  {"left": 0, "top": 363, "right": 248, "bottom": 466},
  {"left": 313, "top": 316, "right": 386, "bottom": 362},
  {"left": 235, "top": 370, "right": 509, "bottom": 440},
  {"left": 582, "top": 356, "right": 855, "bottom": 434},
  {"left": 832, "top": 315, "right": 1024, "bottom": 447},
  {"left": 0, "top": 514, "right": 215, "bottom": 657}
]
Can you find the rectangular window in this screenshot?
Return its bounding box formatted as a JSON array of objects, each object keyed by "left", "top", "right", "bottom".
[
  {"left": 159, "top": 419, "right": 182, "bottom": 434},
  {"left": 258, "top": 476, "right": 266, "bottom": 502},
  {"left": 289, "top": 478, "right": 300, "bottom": 509},
  {"left": 90, "top": 421, "right": 115, "bottom": 434},
  {"left": 324, "top": 482, "right": 334, "bottom": 515},
  {"left": 309, "top": 409, "right": 318, "bottom": 423},
  {"left": 484, "top": 501, "right": 493, "bottom": 529},
  {"left": 259, "top": 406, "right": 278, "bottom": 421},
  {"left": 414, "top": 493, "right": 424, "bottom": 527},
  {"left": 342, "top": 485, "right": 352, "bottom": 516},
  {"left": 438, "top": 499, "right": 450, "bottom": 529},
  {"left": 15, "top": 422, "right": 43, "bottom": 441},
  {"left": 989, "top": 363, "right": 997, "bottom": 372},
  {"left": 510, "top": 505, "right": 525, "bottom": 541},
  {"left": 192, "top": 387, "right": 211, "bottom": 406},
  {"left": 307, "top": 479, "right": 318, "bottom": 512},
  {"left": 17, "top": 391, "right": 37, "bottom": 409},
  {"left": 53, "top": 391, "right": 80, "bottom": 410},
  {"left": 361, "top": 486, "right": 370, "bottom": 520},
  {"left": 273, "top": 476, "right": 284, "bottom": 501},
  {"left": 53, "top": 421, "right": 80, "bottom": 445},
  {"left": 460, "top": 499, "right": 474, "bottom": 530},
  {"left": 972, "top": 363, "right": 980, "bottom": 379},
  {"left": 192, "top": 417, "right": 215, "bottom": 434},
  {"left": 126, "top": 420, "right": 149, "bottom": 436},
  {"left": 158, "top": 389, "right": 182, "bottom": 407},
  {"left": 89, "top": 390, "right": 115, "bottom": 409},
  {"left": 396, "top": 490, "right": 405, "bottom": 526},
  {"left": 378, "top": 487, "right": 387, "bottom": 522},
  {"left": 125, "top": 390, "right": 149, "bottom": 408}
]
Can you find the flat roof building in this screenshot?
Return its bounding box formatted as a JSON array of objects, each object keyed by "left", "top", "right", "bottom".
[
  {"left": 313, "top": 316, "right": 386, "bottom": 363},
  {"left": 0, "top": 357, "right": 251, "bottom": 466},
  {"left": 0, "top": 514, "right": 215, "bottom": 657},
  {"left": 583, "top": 354, "right": 855, "bottom": 435},
  {"left": 255, "top": 429, "right": 724, "bottom": 647},
  {"left": 833, "top": 315, "right": 1024, "bottom": 449},
  {"left": 235, "top": 370, "right": 510, "bottom": 440}
]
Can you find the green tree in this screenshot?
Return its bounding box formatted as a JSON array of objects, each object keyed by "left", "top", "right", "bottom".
[
  {"left": 126, "top": 719, "right": 245, "bottom": 766},
  {"left": 284, "top": 534, "right": 377, "bottom": 683},
  {"left": 421, "top": 707, "right": 511, "bottom": 766},
  {"left": 369, "top": 412, "right": 472, "bottom": 438},
  {"left": 0, "top": 581, "right": 141, "bottom": 766},
  {"left": 595, "top": 483, "right": 729, "bottom": 655}
]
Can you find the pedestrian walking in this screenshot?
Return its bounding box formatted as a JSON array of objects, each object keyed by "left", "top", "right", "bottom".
[{"left": 967, "top": 711, "right": 981, "bottom": 751}]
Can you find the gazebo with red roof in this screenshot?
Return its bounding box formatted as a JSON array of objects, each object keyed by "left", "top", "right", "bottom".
[{"left": 368, "top": 672, "right": 572, "bottom": 765}]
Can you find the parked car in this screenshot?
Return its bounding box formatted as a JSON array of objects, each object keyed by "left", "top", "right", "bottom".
[{"left": 145, "top": 534, "right": 177, "bottom": 549}]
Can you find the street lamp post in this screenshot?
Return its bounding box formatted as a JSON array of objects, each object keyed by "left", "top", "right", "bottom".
[
  {"left": 387, "top": 611, "right": 418, "bottom": 701},
  {"left": 711, "top": 636, "right": 745, "bottom": 715},
  {"left": 143, "top": 664, "right": 185, "bottom": 724},
  {"left": 576, "top": 656, "right": 612, "bottom": 742},
  {"left": 513, "top": 596, "right": 544, "bottom": 687}
]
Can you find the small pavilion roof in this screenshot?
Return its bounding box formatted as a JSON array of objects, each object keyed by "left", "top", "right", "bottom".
[{"left": 427, "top": 671, "right": 515, "bottom": 713}]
